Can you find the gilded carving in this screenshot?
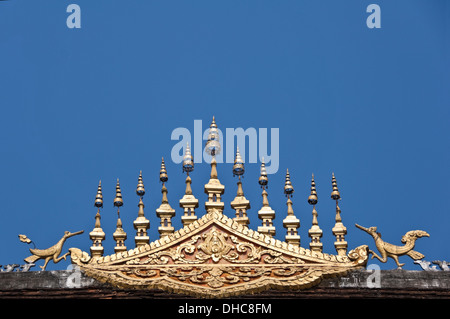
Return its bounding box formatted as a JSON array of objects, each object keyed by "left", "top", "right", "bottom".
[
  {"left": 356, "top": 224, "right": 429, "bottom": 269},
  {"left": 71, "top": 211, "right": 368, "bottom": 297}
]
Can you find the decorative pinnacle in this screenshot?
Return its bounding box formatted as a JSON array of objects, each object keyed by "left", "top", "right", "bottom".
[
  {"left": 182, "top": 142, "right": 194, "bottom": 175},
  {"left": 114, "top": 179, "right": 124, "bottom": 208},
  {"left": 232, "top": 147, "right": 245, "bottom": 178},
  {"left": 136, "top": 171, "right": 145, "bottom": 197},
  {"left": 94, "top": 180, "right": 103, "bottom": 208},
  {"left": 331, "top": 173, "right": 341, "bottom": 200},
  {"left": 284, "top": 169, "right": 294, "bottom": 197},
  {"left": 160, "top": 157, "right": 168, "bottom": 183},
  {"left": 258, "top": 157, "right": 268, "bottom": 189},
  {"left": 205, "top": 116, "right": 221, "bottom": 156},
  {"left": 308, "top": 173, "right": 318, "bottom": 205}
]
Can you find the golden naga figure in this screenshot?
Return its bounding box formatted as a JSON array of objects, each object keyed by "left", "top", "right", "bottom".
[
  {"left": 355, "top": 224, "right": 429, "bottom": 269},
  {"left": 19, "top": 230, "right": 84, "bottom": 270}
]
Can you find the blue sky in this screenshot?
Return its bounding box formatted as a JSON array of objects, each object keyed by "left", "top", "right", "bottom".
[{"left": 0, "top": 0, "right": 448, "bottom": 271}]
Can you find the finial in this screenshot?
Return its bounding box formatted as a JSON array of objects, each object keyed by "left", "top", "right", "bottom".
[
  {"left": 258, "top": 157, "right": 268, "bottom": 189},
  {"left": 284, "top": 169, "right": 294, "bottom": 197},
  {"left": 232, "top": 147, "right": 245, "bottom": 178},
  {"left": 308, "top": 173, "right": 318, "bottom": 205},
  {"left": 331, "top": 173, "right": 341, "bottom": 200},
  {"left": 114, "top": 179, "right": 124, "bottom": 208},
  {"left": 90, "top": 180, "right": 106, "bottom": 258},
  {"left": 182, "top": 142, "right": 194, "bottom": 175},
  {"left": 160, "top": 157, "right": 168, "bottom": 183},
  {"left": 331, "top": 173, "right": 347, "bottom": 256},
  {"left": 205, "top": 116, "right": 221, "bottom": 156},
  {"left": 94, "top": 180, "right": 103, "bottom": 208},
  {"left": 136, "top": 171, "right": 145, "bottom": 197}
]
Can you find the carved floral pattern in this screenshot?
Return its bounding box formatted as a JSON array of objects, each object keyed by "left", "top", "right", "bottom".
[{"left": 70, "top": 209, "right": 369, "bottom": 298}]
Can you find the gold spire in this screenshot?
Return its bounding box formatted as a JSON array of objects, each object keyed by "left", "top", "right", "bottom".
[
  {"left": 231, "top": 148, "right": 250, "bottom": 226},
  {"left": 205, "top": 116, "right": 221, "bottom": 157},
  {"left": 257, "top": 158, "right": 276, "bottom": 237},
  {"left": 160, "top": 157, "right": 168, "bottom": 183},
  {"left": 136, "top": 171, "right": 145, "bottom": 197},
  {"left": 308, "top": 174, "right": 323, "bottom": 252},
  {"left": 331, "top": 173, "right": 347, "bottom": 256},
  {"left": 134, "top": 171, "right": 150, "bottom": 247},
  {"left": 94, "top": 180, "right": 103, "bottom": 208},
  {"left": 90, "top": 180, "right": 105, "bottom": 258},
  {"left": 282, "top": 169, "right": 300, "bottom": 246},
  {"left": 182, "top": 142, "right": 194, "bottom": 175},
  {"left": 258, "top": 157, "right": 268, "bottom": 188},
  {"left": 204, "top": 117, "right": 224, "bottom": 213},
  {"left": 331, "top": 172, "right": 341, "bottom": 200},
  {"left": 113, "top": 179, "right": 127, "bottom": 253},
  {"left": 180, "top": 143, "right": 199, "bottom": 227},
  {"left": 114, "top": 179, "right": 124, "bottom": 210},
  {"left": 157, "top": 158, "right": 175, "bottom": 237},
  {"left": 284, "top": 169, "right": 294, "bottom": 197},
  {"left": 232, "top": 147, "right": 245, "bottom": 179}
]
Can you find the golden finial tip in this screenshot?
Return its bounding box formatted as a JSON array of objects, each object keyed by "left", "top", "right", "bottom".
[
  {"left": 95, "top": 180, "right": 103, "bottom": 208},
  {"left": 331, "top": 173, "right": 341, "bottom": 200},
  {"left": 183, "top": 142, "right": 194, "bottom": 174},
  {"left": 308, "top": 174, "right": 318, "bottom": 205},
  {"left": 114, "top": 179, "right": 124, "bottom": 207},
  {"left": 284, "top": 169, "right": 294, "bottom": 196},
  {"left": 136, "top": 171, "right": 145, "bottom": 197},
  {"left": 160, "top": 157, "right": 169, "bottom": 183},
  {"left": 233, "top": 147, "right": 244, "bottom": 177}
]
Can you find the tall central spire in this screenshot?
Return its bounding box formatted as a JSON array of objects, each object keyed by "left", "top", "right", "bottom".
[{"left": 204, "top": 116, "right": 224, "bottom": 213}]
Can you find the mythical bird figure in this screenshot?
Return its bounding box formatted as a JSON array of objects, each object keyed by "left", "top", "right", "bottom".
[
  {"left": 355, "top": 224, "right": 429, "bottom": 269},
  {"left": 19, "top": 230, "right": 84, "bottom": 270}
]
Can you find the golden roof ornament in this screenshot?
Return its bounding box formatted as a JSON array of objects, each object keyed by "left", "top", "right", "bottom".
[
  {"left": 257, "top": 158, "right": 276, "bottom": 237},
  {"left": 21, "top": 230, "right": 84, "bottom": 271},
  {"left": 90, "top": 180, "right": 106, "bottom": 257},
  {"left": 356, "top": 224, "right": 430, "bottom": 269},
  {"left": 307, "top": 174, "right": 323, "bottom": 253},
  {"left": 282, "top": 169, "right": 300, "bottom": 246},
  {"left": 258, "top": 157, "right": 268, "bottom": 189},
  {"left": 182, "top": 142, "right": 194, "bottom": 175},
  {"left": 284, "top": 168, "right": 294, "bottom": 197},
  {"left": 134, "top": 171, "right": 150, "bottom": 247},
  {"left": 136, "top": 171, "right": 145, "bottom": 197},
  {"left": 159, "top": 157, "right": 168, "bottom": 183},
  {"left": 231, "top": 148, "right": 250, "bottom": 226},
  {"left": 156, "top": 157, "right": 175, "bottom": 237},
  {"left": 205, "top": 116, "right": 221, "bottom": 157},
  {"left": 232, "top": 147, "right": 245, "bottom": 179},
  {"left": 113, "top": 179, "right": 127, "bottom": 253},
  {"left": 180, "top": 143, "right": 199, "bottom": 227},
  {"left": 331, "top": 173, "right": 348, "bottom": 256},
  {"left": 60, "top": 116, "right": 448, "bottom": 298},
  {"left": 204, "top": 117, "right": 225, "bottom": 213},
  {"left": 113, "top": 179, "right": 124, "bottom": 209},
  {"left": 94, "top": 180, "right": 103, "bottom": 208}
]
